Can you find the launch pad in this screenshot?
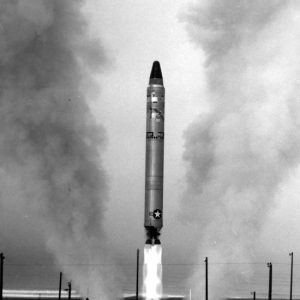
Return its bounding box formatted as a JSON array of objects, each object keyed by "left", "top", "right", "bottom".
[{"left": 124, "top": 297, "right": 184, "bottom": 300}]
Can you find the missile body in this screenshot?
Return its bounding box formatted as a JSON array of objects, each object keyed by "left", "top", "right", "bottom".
[{"left": 144, "top": 61, "right": 165, "bottom": 245}]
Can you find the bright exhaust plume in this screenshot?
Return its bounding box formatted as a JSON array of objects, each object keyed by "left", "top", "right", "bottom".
[{"left": 143, "top": 245, "right": 163, "bottom": 300}]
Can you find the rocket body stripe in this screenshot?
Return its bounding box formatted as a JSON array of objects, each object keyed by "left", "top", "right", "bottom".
[{"left": 144, "top": 62, "right": 165, "bottom": 241}]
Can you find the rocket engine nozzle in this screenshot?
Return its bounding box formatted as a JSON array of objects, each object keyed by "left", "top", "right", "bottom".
[
  {"left": 145, "top": 227, "right": 161, "bottom": 245},
  {"left": 145, "top": 238, "right": 161, "bottom": 245}
]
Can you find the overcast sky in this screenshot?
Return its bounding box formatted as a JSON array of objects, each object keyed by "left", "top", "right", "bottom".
[{"left": 1, "top": 1, "right": 300, "bottom": 299}]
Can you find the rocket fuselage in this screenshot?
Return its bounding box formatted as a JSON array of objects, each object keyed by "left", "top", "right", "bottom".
[{"left": 144, "top": 61, "right": 165, "bottom": 243}]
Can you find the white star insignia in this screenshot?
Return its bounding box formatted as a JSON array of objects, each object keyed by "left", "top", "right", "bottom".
[{"left": 153, "top": 209, "right": 162, "bottom": 219}]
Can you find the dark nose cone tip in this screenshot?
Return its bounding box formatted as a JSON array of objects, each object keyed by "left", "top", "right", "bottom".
[
  {"left": 150, "top": 61, "right": 162, "bottom": 79},
  {"left": 149, "top": 61, "right": 163, "bottom": 85}
]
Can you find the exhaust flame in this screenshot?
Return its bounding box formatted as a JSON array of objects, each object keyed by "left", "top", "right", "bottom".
[{"left": 143, "top": 245, "right": 163, "bottom": 300}]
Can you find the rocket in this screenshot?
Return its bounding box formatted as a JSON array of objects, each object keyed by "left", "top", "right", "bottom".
[{"left": 144, "top": 61, "right": 165, "bottom": 245}]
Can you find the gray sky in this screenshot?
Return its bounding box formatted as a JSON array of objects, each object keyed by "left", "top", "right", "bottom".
[{"left": 2, "top": 1, "right": 300, "bottom": 299}]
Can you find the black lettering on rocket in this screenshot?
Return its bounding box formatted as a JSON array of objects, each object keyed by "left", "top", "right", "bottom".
[
  {"left": 146, "top": 132, "right": 164, "bottom": 140},
  {"left": 147, "top": 132, "right": 154, "bottom": 139}
]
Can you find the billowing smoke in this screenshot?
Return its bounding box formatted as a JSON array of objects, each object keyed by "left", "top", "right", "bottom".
[
  {"left": 182, "top": 1, "right": 300, "bottom": 299},
  {"left": 0, "top": 0, "right": 119, "bottom": 299}
]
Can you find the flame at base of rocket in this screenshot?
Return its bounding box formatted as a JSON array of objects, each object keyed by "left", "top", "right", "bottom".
[
  {"left": 143, "top": 245, "right": 163, "bottom": 300},
  {"left": 144, "top": 61, "right": 165, "bottom": 245}
]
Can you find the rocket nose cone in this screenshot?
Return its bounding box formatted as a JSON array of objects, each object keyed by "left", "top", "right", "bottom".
[
  {"left": 149, "top": 61, "right": 163, "bottom": 84},
  {"left": 150, "top": 61, "right": 162, "bottom": 79}
]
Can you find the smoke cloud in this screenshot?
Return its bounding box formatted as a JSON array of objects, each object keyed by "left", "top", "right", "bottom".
[
  {"left": 182, "top": 1, "right": 300, "bottom": 298},
  {"left": 0, "top": 0, "right": 119, "bottom": 299}
]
